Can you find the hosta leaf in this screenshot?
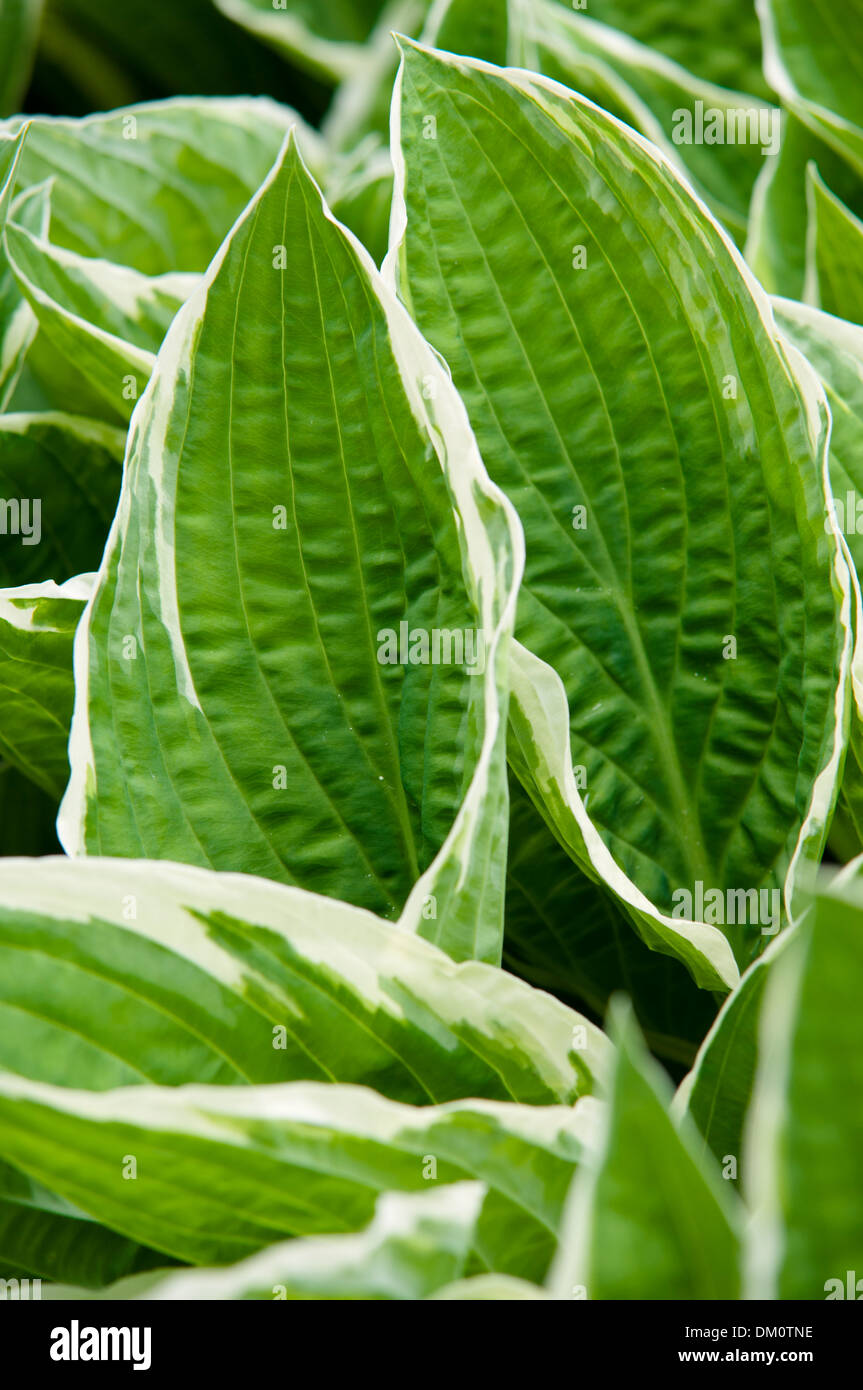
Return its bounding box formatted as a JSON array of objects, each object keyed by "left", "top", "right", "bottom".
[
  {"left": 390, "top": 42, "right": 852, "bottom": 986},
  {"left": 0, "top": 1072, "right": 600, "bottom": 1278},
  {"left": 4, "top": 205, "right": 197, "bottom": 421},
  {"left": 0, "top": 1158, "right": 165, "bottom": 1287},
  {"left": 676, "top": 933, "right": 789, "bottom": 1167},
  {"left": 745, "top": 879, "right": 863, "bottom": 1298},
  {"left": 512, "top": 1, "right": 776, "bottom": 241},
  {"left": 1, "top": 98, "right": 324, "bottom": 275},
  {"left": 0, "top": 1, "right": 42, "bottom": 116},
  {"left": 772, "top": 300, "right": 863, "bottom": 857},
  {"left": 61, "top": 134, "right": 522, "bottom": 965},
  {"left": 0, "top": 126, "right": 34, "bottom": 408},
  {"left": 44, "top": 1185, "right": 485, "bottom": 1300},
  {"left": 505, "top": 779, "right": 719, "bottom": 1068},
  {"left": 0, "top": 577, "right": 92, "bottom": 799},
  {"left": 213, "top": 0, "right": 387, "bottom": 82},
  {"left": 550, "top": 1001, "right": 741, "bottom": 1300},
  {"left": 583, "top": 0, "right": 769, "bottom": 100},
  {"left": 0, "top": 855, "right": 609, "bottom": 1102},
  {"left": 745, "top": 112, "right": 863, "bottom": 299},
  {"left": 0, "top": 410, "right": 122, "bottom": 586},
  {"left": 759, "top": 0, "right": 863, "bottom": 176},
  {"left": 805, "top": 164, "right": 863, "bottom": 324}
]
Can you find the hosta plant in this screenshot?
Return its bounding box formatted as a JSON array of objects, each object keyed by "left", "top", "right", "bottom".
[{"left": 0, "top": 0, "right": 861, "bottom": 1302}]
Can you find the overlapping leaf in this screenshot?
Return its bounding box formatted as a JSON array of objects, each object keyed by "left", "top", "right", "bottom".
[
  {"left": 0, "top": 576, "right": 93, "bottom": 799},
  {"left": 43, "top": 1185, "right": 485, "bottom": 1300},
  {"left": 61, "top": 134, "right": 522, "bottom": 965},
  {"left": 773, "top": 300, "right": 863, "bottom": 855},
  {"left": 0, "top": 97, "right": 323, "bottom": 274},
  {"left": 389, "top": 42, "right": 852, "bottom": 988},
  {"left": 4, "top": 199, "right": 198, "bottom": 419},
  {"left": 0, "top": 855, "right": 608, "bottom": 1101},
  {"left": 0, "top": 1071, "right": 600, "bottom": 1277},
  {"left": 0, "top": 1158, "right": 166, "bottom": 1287}
]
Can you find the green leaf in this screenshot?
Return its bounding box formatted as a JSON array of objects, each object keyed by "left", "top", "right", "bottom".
[
  {"left": 550, "top": 1000, "right": 741, "bottom": 1300},
  {"left": 771, "top": 299, "right": 863, "bottom": 858},
  {"left": 505, "top": 779, "right": 719, "bottom": 1068},
  {"left": 744, "top": 878, "right": 863, "bottom": 1298},
  {"left": 0, "top": 410, "right": 122, "bottom": 586},
  {"left": 43, "top": 1184, "right": 485, "bottom": 1299},
  {"left": 805, "top": 163, "right": 863, "bottom": 324},
  {"left": 1, "top": 98, "right": 325, "bottom": 274},
  {"left": 0, "top": 854, "right": 609, "bottom": 1102},
  {"left": 0, "top": 125, "right": 35, "bottom": 408},
  {"left": 214, "top": 0, "right": 388, "bottom": 82},
  {"left": 61, "top": 134, "right": 522, "bottom": 966},
  {"left": 4, "top": 203, "right": 198, "bottom": 420},
  {"left": 0, "top": 577, "right": 91, "bottom": 799},
  {"left": 745, "top": 112, "right": 863, "bottom": 300},
  {"left": 677, "top": 933, "right": 789, "bottom": 1167},
  {"left": 582, "top": 0, "right": 769, "bottom": 99},
  {"left": 760, "top": 0, "right": 863, "bottom": 176},
  {"left": 0, "top": 1158, "right": 166, "bottom": 1287},
  {"left": 0, "top": 1070, "right": 600, "bottom": 1278},
  {"left": 390, "top": 42, "right": 852, "bottom": 986},
  {"left": 511, "top": 1, "right": 776, "bottom": 241},
  {"left": 0, "top": 1, "right": 42, "bottom": 116}
]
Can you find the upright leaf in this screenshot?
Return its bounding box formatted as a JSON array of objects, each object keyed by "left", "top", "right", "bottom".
[
  {"left": 805, "top": 164, "right": 863, "bottom": 324},
  {"left": 61, "top": 134, "right": 522, "bottom": 965},
  {"left": 744, "top": 880, "right": 863, "bottom": 1298},
  {"left": 0, "top": 125, "right": 34, "bottom": 407},
  {"left": 677, "top": 933, "right": 789, "bottom": 1167},
  {"left": 773, "top": 299, "right": 863, "bottom": 857},
  {"left": 389, "top": 42, "right": 852, "bottom": 986},
  {"left": 550, "top": 1001, "right": 741, "bottom": 1300}
]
